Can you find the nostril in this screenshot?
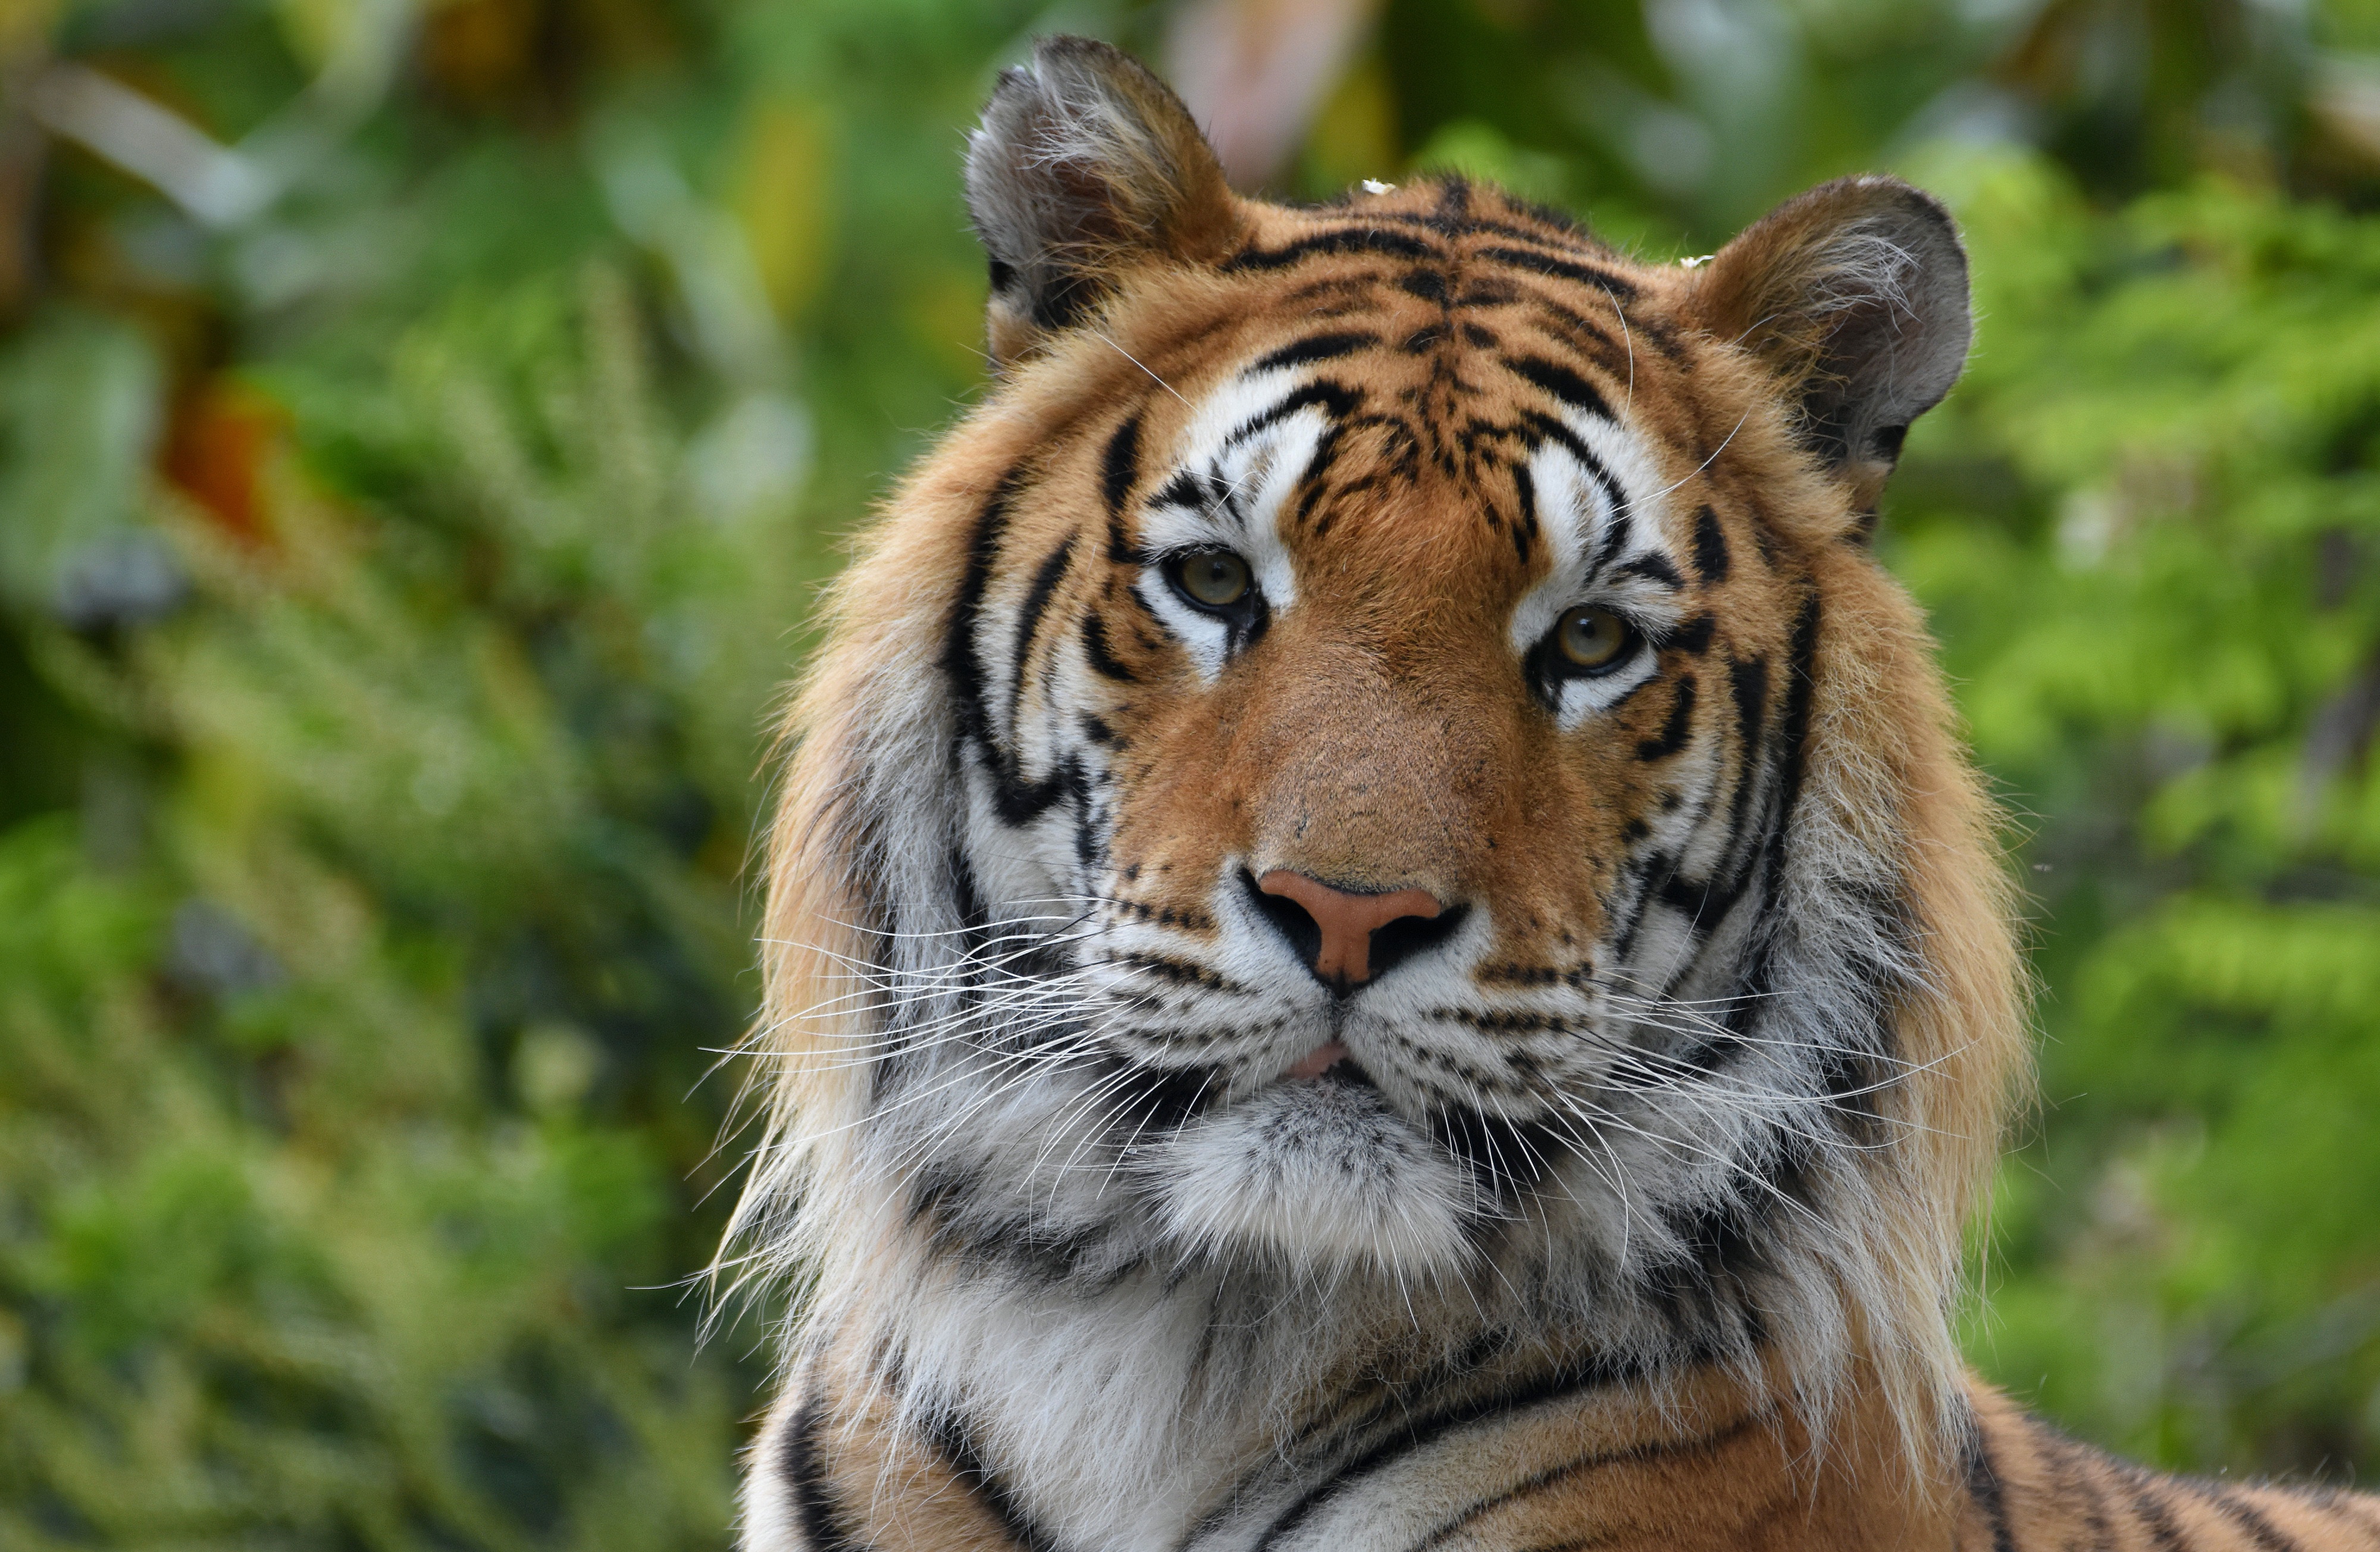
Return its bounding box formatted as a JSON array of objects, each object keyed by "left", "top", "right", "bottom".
[
  {"left": 1248, "top": 869, "right": 1461, "bottom": 993},
  {"left": 1366, "top": 903, "right": 1467, "bottom": 982},
  {"left": 1244, "top": 869, "right": 1323, "bottom": 970}
]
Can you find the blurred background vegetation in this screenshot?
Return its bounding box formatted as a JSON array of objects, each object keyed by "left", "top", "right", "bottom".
[{"left": 4, "top": 0, "right": 2380, "bottom": 1543}]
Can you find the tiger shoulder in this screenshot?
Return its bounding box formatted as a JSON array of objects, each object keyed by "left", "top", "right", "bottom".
[{"left": 719, "top": 35, "right": 2380, "bottom": 1552}]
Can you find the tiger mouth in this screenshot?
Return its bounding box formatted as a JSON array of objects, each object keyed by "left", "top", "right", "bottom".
[{"left": 1283, "top": 1041, "right": 1360, "bottom": 1081}]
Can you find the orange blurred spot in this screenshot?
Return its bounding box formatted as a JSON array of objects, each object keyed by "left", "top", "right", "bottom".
[
  {"left": 422, "top": 0, "right": 541, "bottom": 107},
  {"left": 162, "top": 379, "right": 285, "bottom": 544}
]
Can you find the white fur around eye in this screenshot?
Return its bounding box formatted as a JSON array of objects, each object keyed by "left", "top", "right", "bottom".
[
  {"left": 1133, "top": 558, "right": 1238, "bottom": 680},
  {"left": 1548, "top": 645, "right": 1661, "bottom": 730},
  {"left": 1130, "top": 370, "right": 1324, "bottom": 683},
  {"left": 1505, "top": 403, "right": 1691, "bottom": 730}
]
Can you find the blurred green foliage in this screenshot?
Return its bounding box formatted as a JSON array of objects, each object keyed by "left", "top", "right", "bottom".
[
  {"left": 2, "top": 0, "right": 2379, "bottom": 1544},
  {"left": 1904, "top": 152, "right": 2380, "bottom": 1474}
]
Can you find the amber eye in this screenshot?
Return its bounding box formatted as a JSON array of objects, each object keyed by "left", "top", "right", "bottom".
[
  {"left": 1554, "top": 605, "right": 1634, "bottom": 672},
  {"left": 1170, "top": 549, "right": 1253, "bottom": 610}
]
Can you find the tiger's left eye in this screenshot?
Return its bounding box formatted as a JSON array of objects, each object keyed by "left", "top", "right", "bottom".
[
  {"left": 1554, "top": 605, "right": 1634, "bottom": 672},
  {"left": 1172, "top": 550, "right": 1252, "bottom": 610}
]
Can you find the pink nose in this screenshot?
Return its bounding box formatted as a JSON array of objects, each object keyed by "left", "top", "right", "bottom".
[{"left": 1255, "top": 871, "right": 1444, "bottom": 990}]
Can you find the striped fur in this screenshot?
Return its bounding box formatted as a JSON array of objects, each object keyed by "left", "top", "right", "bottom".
[{"left": 721, "top": 37, "right": 2380, "bottom": 1552}]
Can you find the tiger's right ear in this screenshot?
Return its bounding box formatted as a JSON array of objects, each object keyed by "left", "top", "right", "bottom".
[{"left": 966, "top": 36, "right": 1242, "bottom": 369}]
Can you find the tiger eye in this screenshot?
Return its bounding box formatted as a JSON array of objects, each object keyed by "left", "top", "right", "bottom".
[
  {"left": 1175, "top": 550, "right": 1252, "bottom": 609},
  {"left": 1555, "top": 605, "right": 1631, "bottom": 671}
]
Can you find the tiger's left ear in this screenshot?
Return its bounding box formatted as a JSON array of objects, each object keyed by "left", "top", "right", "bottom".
[
  {"left": 1692, "top": 176, "right": 1971, "bottom": 524},
  {"left": 966, "top": 36, "right": 1244, "bottom": 369}
]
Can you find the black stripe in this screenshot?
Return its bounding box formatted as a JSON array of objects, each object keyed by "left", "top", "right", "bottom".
[
  {"left": 1655, "top": 868, "right": 1745, "bottom": 935},
  {"left": 1613, "top": 553, "right": 1683, "bottom": 590},
  {"left": 1395, "top": 1412, "right": 1765, "bottom": 1552},
  {"left": 941, "top": 470, "right": 1083, "bottom": 826},
  {"left": 1756, "top": 592, "right": 1822, "bottom": 905},
  {"left": 2124, "top": 1473, "right": 2191, "bottom": 1552},
  {"left": 1520, "top": 412, "right": 1629, "bottom": 533},
  {"left": 948, "top": 841, "right": 988, "bottom": 933},
  {"left": 1727, "top": 655, "right": 1771, "bottom": 750},
  {"left": 1222, "top": 227, "right": 1439, "bottom": 272},
  {"left": 2210, "top": 1489, "right": 2301, "bottom": 1552},
  {"left": 1504, "top": 354, "right": 1614, "bottom": 422},
  {"left": 1692, "top": 505, "right": 1730, "bottom": 583},
  {"left": 1251, "top": 330, "right": 1380, "bottom": 373},
  {"left": 1430, "top": 1105, "right": 1559, "bottom": 1200},
  {"left": 1102, "top": 414, "right": 1143, "bottom": 560},
  {"left": 1151, "top": 468, "right": 1205, "bottom": 513},
  {"left": 1511, "top": 463, "right": 1541, "bottom": 546},
  {"left": 1399, "top": 267, "right": 1449, "bottom": 303},
  {"left": 1357, "top": 207, "right": 1603, "bottom": 252},
  {"left": 925, "top": 1409, "right": 1071, "bottom": 1552},
  {"left": 1108, "top": 1058, "right": 1220, "bottom": 1130},
  {"left": 1589, "top": 514, "right": 1636, "bottom": 581},
  {"left": 1661, "top": 613, "right": 1716, "bottom": 656},
  {"left": 1082, "top": 614, "right": 1136, "bottom": 682},
  {"left": 1724, "top": 653, "right": 1771, "bottom": 849},
  {"left": 1634, "top": 1131, "right": 1809, "bottom": 1340},
  {"left": 1245, "top": 1351, "right": 1678, "bottom": 1551},
  {"left": 782, "top": 1396, "right": 867, "bottom": 1552},
  {"left": 2065, "top": 1438, "right": 2120, "bottom": 1551},
  {"left": 1692, "top": 593, "right": 1821, "bottom": 1061},
  {"left": 1476, "top": 245, "right": 1640, "bottom": 302},
  {"left": 1010, "top": 536, "right": 1078, "bottom": 725},
  {"left": 942, "top": 470, "right": 1021, "bottom": 752},
  {"left": 1605, "top": 848, "right": 1677, "bottom": 968},
  {"left": 1964, "top": 1419, "right": 2018, "bottom": 1552},
  {"left": 1636, "top": 676, "right": 1696, "bottom": 762},
  {"left": 1225, "top": 379, "right": 1366, "bottom": 448}
]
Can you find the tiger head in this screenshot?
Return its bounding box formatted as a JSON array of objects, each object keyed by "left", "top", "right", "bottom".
[{"left": 737, "top": 37, "right": 2023, "bottom": 1418}]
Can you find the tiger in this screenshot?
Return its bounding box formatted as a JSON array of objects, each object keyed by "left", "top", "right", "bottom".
[{"left": 719, "top": 35, "right": 2380, "bottom": 1552}]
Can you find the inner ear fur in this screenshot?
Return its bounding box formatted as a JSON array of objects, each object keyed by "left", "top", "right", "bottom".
[
  {"left": 1693, "top": 176, "right": 1972, "bottom": 520},
  {"left": 965, "top": 36, "right": 1244, "bottom": 368}
]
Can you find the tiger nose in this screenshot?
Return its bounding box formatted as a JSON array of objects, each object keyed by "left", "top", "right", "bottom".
[{"left": 1254, "top": 871, "right": 1447, "bottom": 993}]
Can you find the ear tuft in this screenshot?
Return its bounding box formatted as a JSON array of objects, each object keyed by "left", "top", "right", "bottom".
[
  {"left": 966, "top": 36, "right": 1241, "bottom": 367},
  {"left": 1694, "top": 176, "right": 1971, "bottom": 514}
]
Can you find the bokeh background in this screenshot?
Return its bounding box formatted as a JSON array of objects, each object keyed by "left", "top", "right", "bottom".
[{"left": 5, "top": 0, "right": 2380, "bottom": 1542}]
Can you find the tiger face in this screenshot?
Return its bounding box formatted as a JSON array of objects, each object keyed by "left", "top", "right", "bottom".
[
  {"left": 958, "top": 240, "right": 1846, "bottom": 1277},
  {"left": 750, "top": 39, "right": 2012, "bottom": 1391}
]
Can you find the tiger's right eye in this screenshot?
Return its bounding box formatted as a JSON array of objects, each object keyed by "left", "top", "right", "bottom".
[
  {"left": 1552, "top": 605, "right": 1634, "bottom": 672},
  {"left": 1171, "top": 550, "right": 1253, "bottom": 611}
]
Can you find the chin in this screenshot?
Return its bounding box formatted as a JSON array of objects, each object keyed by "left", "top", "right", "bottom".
[{"left": 1137, "top": 1072, "right": 1489, "bottom": 1281}]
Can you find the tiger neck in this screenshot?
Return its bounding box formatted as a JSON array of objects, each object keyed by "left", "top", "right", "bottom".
[{"left": 799, "top": 1201, "right": 1956, "bottom": 1552}]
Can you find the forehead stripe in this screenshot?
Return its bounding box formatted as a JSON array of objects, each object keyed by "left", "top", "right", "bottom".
[
  {"left": 1223, "top": 380, "right": 1364, "bottom": 449},
  {"left": 1523, "top": 412, "right": 1628, "bottom": 533},
  {"left": 1219, "top": 227, "right": 1437, "bottom": 273},
  {"left": 1475, "top": 245, "right": 1640, "bottom": 301},
  {"left": 1614, "top": 554, "right": 1684, "bottom": 590},
  {"left": 1248, "top": 331, "right": 1380, "bottom": 374},
  {"left": 1504, "top": 354, "right": 1615, "bottom": 423}
]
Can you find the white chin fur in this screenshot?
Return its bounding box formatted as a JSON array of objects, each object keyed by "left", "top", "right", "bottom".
[{"left": 1139, "top": 1079, "right": 1485, "bottom": 1278}]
